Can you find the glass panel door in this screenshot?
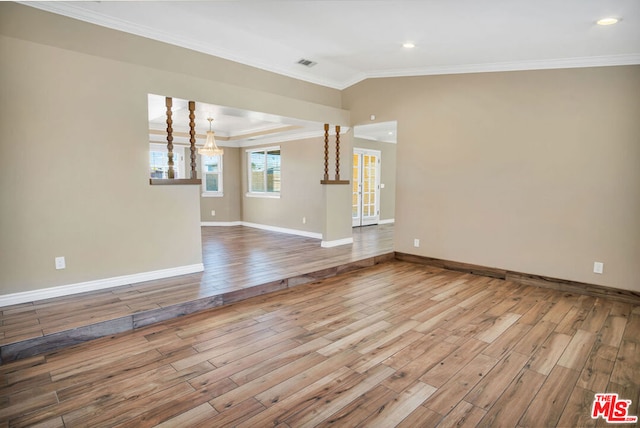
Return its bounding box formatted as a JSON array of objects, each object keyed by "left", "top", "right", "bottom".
[
  {"left": 352, "top": 149, "right": 381, "bottom": 227},
  {"left": 352, "top": 153, "right": 361, "bottom": 226}
]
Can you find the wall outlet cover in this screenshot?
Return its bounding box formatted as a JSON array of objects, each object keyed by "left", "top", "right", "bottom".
[
  {"left": 593, "top": 261, "right": 604, "bottom": 274},
  {"left": 55, "top": 256, "right": 66, "bottom": 270}
]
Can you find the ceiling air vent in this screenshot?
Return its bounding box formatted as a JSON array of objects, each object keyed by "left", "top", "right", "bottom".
[{"left": 297, "top": 58, "right": 317, "bottom": 67}]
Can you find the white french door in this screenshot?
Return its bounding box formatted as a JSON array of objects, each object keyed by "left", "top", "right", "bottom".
[{"left": 352, "top": 149, "right": 381, "bottom": 227}]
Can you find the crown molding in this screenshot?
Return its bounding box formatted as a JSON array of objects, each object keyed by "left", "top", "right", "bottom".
[
  {"left": 352, "top": 54, "right": 640, "bottom": 86},
  {"left": 20, "top": 1, "right": 347, "bottom": 90},
  {"left": 22, "top": 2, "right": 640, "bottom": 92}
]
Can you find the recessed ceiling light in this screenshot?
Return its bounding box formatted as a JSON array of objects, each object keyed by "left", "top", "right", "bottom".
[
  {"left": 597, "top": 17, "right": 619, "bottom": 26},
  {"left": 402, "top": 42, "right": 415, "bottom": 49}
]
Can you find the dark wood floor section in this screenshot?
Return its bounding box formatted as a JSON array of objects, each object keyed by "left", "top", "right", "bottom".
[{"left": 2, "top": 260, "right": 639, "bottom": 427}]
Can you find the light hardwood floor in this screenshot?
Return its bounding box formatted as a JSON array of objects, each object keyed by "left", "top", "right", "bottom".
[{"left": 1, "top": 260, "right": 639, "bottom": 427}]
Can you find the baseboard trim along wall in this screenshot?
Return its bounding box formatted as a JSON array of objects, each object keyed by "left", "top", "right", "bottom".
[
  {"left": 200, "top": 221, "right": 242, "bottom": 227},
  {"left": 0, "top": 263, "right": 205, "bottom": 307},
  {"left": 378, "top": 218, "right": 395, "bottom": 225},
  {"left": 321, "top": 237, "right": 355, "bottom": 248},
  {"left": 201, "top": 222, "right": 358, "bottom": 248},
  {"left": 395, "top": 252, "right": 640, "bottom": 304},
  {"left": 202, "top": 221, "right": 323, "bottom": 240}
]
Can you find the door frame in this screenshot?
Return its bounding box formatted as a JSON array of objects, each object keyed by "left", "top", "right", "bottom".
[{"left": 352, "top": 148, "right": 381, "bottom": 227}]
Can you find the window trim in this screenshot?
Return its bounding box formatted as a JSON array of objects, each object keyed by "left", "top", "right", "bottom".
[
  {"left": 246, "top": 146, "right": 281, "bottom": 198},
  {"left": 149, "top": 143, "right": 184, "bottom": 179},
  {"left": 201, "top": 153, "right": 224, "bottom": 197}
]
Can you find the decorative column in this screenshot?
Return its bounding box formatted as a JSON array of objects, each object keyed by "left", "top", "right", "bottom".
[
  {"left": 335, "top": 125, "right": 341, "bottom": 181},
  {"left": 149, "top": 96, "right": 201, "bottom": 185},
  {"left": 188, "top": 101, "right": 197, "bottom": 179},
  {"left": 323, "top": 123, "right": 330, "bottom": 182},
  {"left": 320, "top": 123, "right": 349, "bottom": 185},
  {"left": 165, "top": 96, "right": 174, "bottom": 179}
]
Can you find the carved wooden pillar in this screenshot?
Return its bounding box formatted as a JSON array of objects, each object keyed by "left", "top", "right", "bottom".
[
  {"left": 320, "top": 123, "right": 349, "bottom": 185},
  {"left": 165, "top": 97, "right": 175, "bottom": 179},
  {"left": 150, "top": 95, "right": 201, "bottom": 185},
  {"left": 323, "top": 123, "right": 330, "bottom": 181},
  {"left": 335, "top": 125, "right": 341, "bottom": 181},
  {"left": 188, "top": 101, "right": 197, "bottom": 179}
]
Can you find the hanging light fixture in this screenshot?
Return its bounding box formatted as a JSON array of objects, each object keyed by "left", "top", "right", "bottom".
[{"left": 198, "top": 117, "right": 224, "bottom": 156}]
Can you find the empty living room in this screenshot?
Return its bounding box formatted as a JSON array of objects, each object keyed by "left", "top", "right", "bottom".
[{"left": 1, "top": 1, "right": 639, "bottom": 427}]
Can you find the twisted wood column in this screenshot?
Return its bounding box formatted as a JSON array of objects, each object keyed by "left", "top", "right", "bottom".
[
  {"left": 335, "top": 125, "right": 341, "bottom": 181},
  {"left": 165, "top": 97, "right": 174, "bottom": 179},
  {"left": 149, "top": 96, "right": 201, "bottom": 185},
  {"left": 320, "top": 124, "right": 348, "bottom": 185},
  {"left": 188, "top": 101, "right": 197, "bottom": 179},
  {"left": 323, "top": 123, "right": 329, "bottom": 181}
]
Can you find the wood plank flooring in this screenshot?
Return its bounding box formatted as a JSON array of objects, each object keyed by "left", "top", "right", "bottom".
[
  {"left": 2, "top": 260, "right": 639, "bottom": 427},
  {"left": 0, "top": 225, "right": 393, "bottom": 361}
]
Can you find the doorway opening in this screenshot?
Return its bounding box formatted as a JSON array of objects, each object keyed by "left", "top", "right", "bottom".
[{"left": 352, "top": 120, "right": 397, "bottom": 229}]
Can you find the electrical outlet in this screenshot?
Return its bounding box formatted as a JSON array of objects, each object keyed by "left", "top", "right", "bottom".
[
  {"left": 211, "top": 210, "right": 216, "bottom": 217},
  {"left": 593, "top": 261, "right": 604, "bottom": 274},
  {"left": 55, "top": 256, "right": 66, "bottom": 270},
  {"left": 302, "top": 216, "right": 306, "bottom": 224},
  {"left": 413, "top": 239, "right": 420, "bottom": 248}
]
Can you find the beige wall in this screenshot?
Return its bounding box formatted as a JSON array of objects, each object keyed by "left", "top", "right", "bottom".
[
  {"left": 237, "top": 133, "right": 354, "bottom": 242},
  {"left": 353, "top": 137, "right": 397, "bottom": 222},
  {"left": 343, "top": 66, "right": 640, "bottom": 292},
  {"left": 0, "top": 3, "right": 347, "bottom": 296},
  {"left": 0, "top": 33, "right": 203, "bottom": 293},
  {"left": 241, "top": 138, "right": 326, "bottom": 234},
  {"left": 199, "top": 147, "right": 242, "bottom": 223}
]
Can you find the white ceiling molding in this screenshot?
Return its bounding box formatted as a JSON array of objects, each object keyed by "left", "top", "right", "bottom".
[
  {"left": 21, "top": 1, "right": 347, "bottom": 89},
  {"left": 23, "top": 1, "right": 640, "bottom": 90},
  {"left": 361, "top": 53, "right": 640, "bottom": 81}
]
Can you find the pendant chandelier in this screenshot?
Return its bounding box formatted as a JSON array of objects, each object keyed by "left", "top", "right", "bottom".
[{"left": 198, "top": 117, "right": 224, "bottom": 156}]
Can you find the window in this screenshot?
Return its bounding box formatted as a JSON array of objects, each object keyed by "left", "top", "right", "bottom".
[
  {"left": 201, "top": 154, "right": 223, "bottom": 196},
  {"left": 149, "top": 146, "right": 183, "bottom": 179},
  {"left": 248, "top": 147, "right": 281, "bottom": 196}
]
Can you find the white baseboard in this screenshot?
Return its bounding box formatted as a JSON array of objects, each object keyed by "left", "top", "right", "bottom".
[
  {"left": 201, "top": 221, "right": 242, "bottom": 226},
  {"left": 243, "top": 222, "right": 322, "bottom": 239},
  {"left": 0, "top": 263, "right": 204, "bottom": 307},
  {"left": 378, "top": 218, "right": 395, "bottom": 225},
  {"left": 321, "top": 237, "right": 354, "bottom": 248},
  {"left": 236, "top": 222, "right": 323, "bottom": 240}
]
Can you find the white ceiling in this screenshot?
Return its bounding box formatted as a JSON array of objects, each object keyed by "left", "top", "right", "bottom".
[
  {"left": 24, "top": 0, "right": 640, "bottom": 90},
  {"left": 354, "top": 121, "right": 397, "bottom": 144}
]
